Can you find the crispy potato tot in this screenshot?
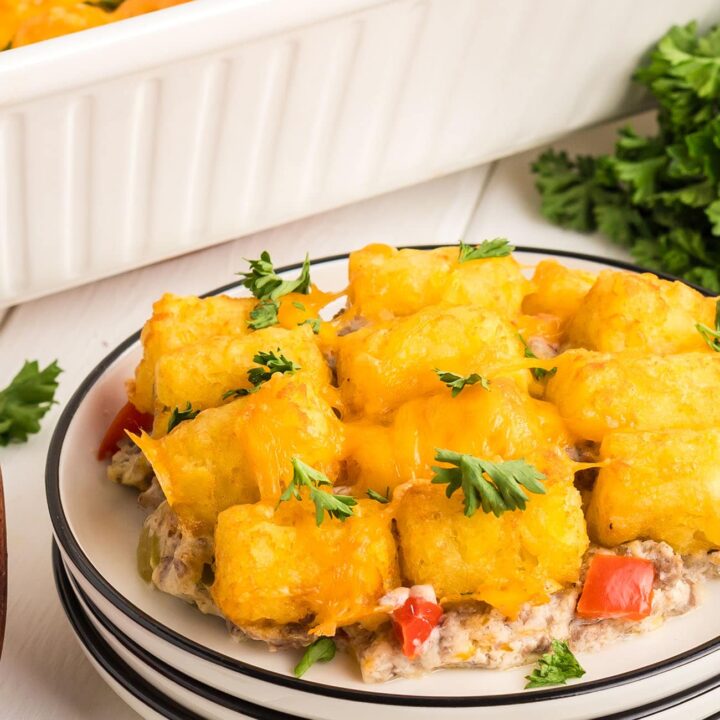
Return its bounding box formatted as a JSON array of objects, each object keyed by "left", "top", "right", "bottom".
[
  {"left": 522, "top": 260, "right": 596, "bottom": 325},
  {"left": 564, "top": 270, "right": 716, "bottom": 353},
  {"left": 131, "top": 293, "right": 255, "bottom": 413},
  {"left": 347, "top": 244, "right": 530, "bottom": 320},
  {"left": 212, "top": 500, "right": 399, "bottom": 634},
  {"left": 132, "top": 376, "right": 344, "bottom": 531},
  {"left": 345, "top": 378, "right": 572, "bottom": 495},
  {"left": 587, "top": 429, "right": 720, "bottom": 554},
  {"left": 336, "top": 305, "right": 528, "bottom": 419},
  {"left": 545, "top": 350, "right": 720, "bottom": 441},
  {"left": 152, "top": 324, "right": 332, "bottom": 434},
  {"left": 395, "top": 453, "right": 588, "bottom": 618}
]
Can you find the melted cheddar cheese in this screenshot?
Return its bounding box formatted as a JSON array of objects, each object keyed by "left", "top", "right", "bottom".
[{"left": 117, "top": 242, "right": 720, "bottom": 642}]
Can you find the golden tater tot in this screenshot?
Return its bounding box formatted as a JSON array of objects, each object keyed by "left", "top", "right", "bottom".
[
  {"left": 395, "top": 453, "right": 588, "bottom": 618},
  {"left": 587, "top": 429, "right": 720, "bottom": 554},
  {"left": 345, "top": 378, "right": 572, "bottom": 495},
  {"left": 212, "top": 500, "right": 399, "bottom": 634},
  {"left": 132, "top": 375, "right": 344, "bottom": 531},
  {"left": 347, "top": 244, "right": 530, "bottom": 321},
  {"left": 152, "top": 324, "right": 332, "bottom": 434},
  {"left": 564, "top": 270, "right": 716, "bottom": 353},
  {"left": 545, "top": 350, "right": 720, "bottom": 441},
  {"left": 522, "top": 260, "right": 596, "bottom": 325},
  {"left": 336, "top": 305, "right": 528, "bottom": 419},
  {"left": 131, "top": 293, "right": 255, "bottom": 413}
]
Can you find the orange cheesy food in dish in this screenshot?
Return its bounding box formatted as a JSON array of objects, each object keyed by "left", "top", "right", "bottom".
[
  {"left": 0, "top": 0, "right": 190, "bottom": 50},
  {"left": 101, "top": 241, "right": 720, "bottom": 686}
]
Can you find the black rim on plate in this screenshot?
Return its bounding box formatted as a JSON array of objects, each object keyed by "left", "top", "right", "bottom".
[
  {"left": 45, "top": 246, "right": 720, "bottom": 707},
  {"left": 53, "top": 543, "right": 720, "bottom": 720},
  {"left": 53, "top": 544, "right": 299, "bottom": 720}
]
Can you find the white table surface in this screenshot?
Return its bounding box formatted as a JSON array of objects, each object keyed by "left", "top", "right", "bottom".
[{"left": 0, "top": 117, "right": 644, "bottom": 719}]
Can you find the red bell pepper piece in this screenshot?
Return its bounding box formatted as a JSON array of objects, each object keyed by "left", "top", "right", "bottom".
[
  {"left": 392, "top": 596, "right": 443, "bottom": 659},
  {"left": 576, "top": 554, "right": 655, "bottom": 621},
  {"left": 97, "top": 401, "right": 153, "bottom": 460}
]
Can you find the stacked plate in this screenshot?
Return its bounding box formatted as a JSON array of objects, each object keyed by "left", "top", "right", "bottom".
[{"left": 47, "top": 249, "right": 720, "bottom": 720}]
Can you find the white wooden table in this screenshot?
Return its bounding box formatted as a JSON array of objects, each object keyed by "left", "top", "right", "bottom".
[{"left": 0, "top": 118, "right": 638, "bottom": 719}]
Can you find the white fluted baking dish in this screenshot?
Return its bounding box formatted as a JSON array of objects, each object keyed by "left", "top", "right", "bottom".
[{"left": 2, "top": 0, "right": 719, "bottom": 307}]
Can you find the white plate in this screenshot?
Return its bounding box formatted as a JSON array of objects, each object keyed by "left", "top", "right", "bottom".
[
  {"left": 55, "top": 545, "right": 720, "bottom": 720},
  {"left": 46, "top": 248, "right": 720, "bottom": 720}
]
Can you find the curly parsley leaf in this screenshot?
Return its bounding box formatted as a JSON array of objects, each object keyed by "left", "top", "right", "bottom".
[
  {"left": 696, "top": 299, "right": 720, "bottom": 351},
  {"left": 239, "top": 251, "right": 311, "bottom": 301},
  {"left": 294, "top": 638, "right": 336, "bottom": 678},
  {"left": 167, "top": 402, "right": 199, "bottom": 433},
  {"left": 247, "top": 298, "right": 279, "bottom": 330},
  {"left": 458, "top": 238, "right": 514, "bottom": 262},
  {"left": 431, "top": 450, "right": 545, "bottom": 518},
  {"left": 525, "top": 640, "right": 585, "bottom": 689},
  {"left": 366, "top": 488, "right": 390, "bottom": 504},
  {"left": 0, "top": 360, "right": 62, "bottom": 446},
  {"left": 279, "top": 458, "right": 357, "bottom": 526},
  {"left": 518, "top": 335, "right": 558, "bottom": 381},
  {"left": 223, "top": 350, "right": 300, "bottom": 400},
  {"left": 531, "top": 22, "right": 720, "bottom": 292},
  {"left": 434, "top": 369, "right": 490, "bottom": 397}
]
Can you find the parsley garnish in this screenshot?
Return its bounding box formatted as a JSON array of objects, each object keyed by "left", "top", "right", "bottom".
[
  {"left": 292, "top": 301, "right": 306, "bottom": 310},
  {"left": 458, "top": 238, "right": 514, "bottom": 262},
  {"left": 531, "top": 22, "right": 720, "bottom": 292},
  {"left": 299, "top": 317, "right": 321, "bottom": 334},
  {"left": 366, "top": 488, "right": 390, "bottom": 504},
  {"left": 519, "top": 334, "right": 558, "bottom": 381},
  {"left": 294, "top": 638, "right": 336, "bottom": 678},
  {"left": 279, "top": 458, "right": 357, "bottom": 526},
  {"left": 0, "top": 360, "right": 62, "bottom": 446},
  {"left": 223, "top": 350, "right": 300, "bottom": 399},
  {"left": 525, "top": 640, "right": 585, "bottom": 689},
  {"left": 247, "top": 298, "right": 279, "bottom": 330},
  {"left": 167, "top": 402, "right": 199, "bottom": 433},
  {"left": 696, "top": 299, "right": 720, "bottom": 351},
  {"left": 239, "top": 252, "right": 311, "bottom": 301},
  {"left": 431, "top": 450, "right": 546, "bottom": 518},
  {"left": 434, "top": 369, "right": 490, "bottom": 397}
]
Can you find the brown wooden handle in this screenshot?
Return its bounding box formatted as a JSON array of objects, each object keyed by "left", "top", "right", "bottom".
[{"left": 0, "top": 466, "right": 7, "bottom": 659}]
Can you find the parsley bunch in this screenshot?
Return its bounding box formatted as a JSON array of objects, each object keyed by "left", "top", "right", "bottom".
[
  {"left": 0, "top": 360, "right": 62, "bottom": 445},
  {"left": 432, "top": 450, "right": 546, "bottom": 518},
  {"left": 532, "top": 22, "right": 720, "bottom": 291}
]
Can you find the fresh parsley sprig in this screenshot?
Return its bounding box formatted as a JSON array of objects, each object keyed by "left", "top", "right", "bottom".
[
  {"left": 696, "top": 299, "right": 720, "bottom": 351},
  {"left": 518, "top": 334, "right": 557, "bottom": 381},
  {"left": 294, "top": 638, "right": 336, "bottom": 678},
  {"left": 431, "top": 450, "right": 546, "bottom": 518},
  {"left": 239, "top": 252, "right": 311, "bottom": 301},
  {"left": 279, "top": 458, "right": 357, "bottom": 526},
  {"left": 366, "top": 487, "right": 390, "bottom": 504},
  {"left": 247, "top": 298, "right": 279, "bottom": 330},
  {"left": 167, "top": 402, "right": 199, "bottom": 433},
  {"left": 434, "top": 369, "right": 490, "bottom": 397},
  {"left": 223, "top": 350, "right": 300, "bottom": 400},
  {"left": 458, "top": 238, "right": 514, "bottom": 262},
  {"left": 525, "top": 640, "right": 585, "bottom": 689},
  {"left": 0, "top": 360, "right": 62, "bottom": 446}
]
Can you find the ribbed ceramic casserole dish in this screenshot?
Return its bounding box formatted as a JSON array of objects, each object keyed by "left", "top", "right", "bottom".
[{"left": 2, "top": 0, "right": 719, "bottom": 307}]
